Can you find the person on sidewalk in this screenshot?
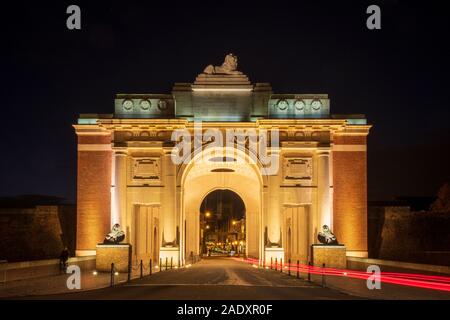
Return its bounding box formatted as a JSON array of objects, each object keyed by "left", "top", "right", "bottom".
[{"left": 59, "top": 247, "right": 69, "bottom": 272}]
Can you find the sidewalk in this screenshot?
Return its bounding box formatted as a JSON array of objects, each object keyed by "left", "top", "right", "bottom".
[{"left": 0, "top": 265, "right": 161, "bottom": 298}]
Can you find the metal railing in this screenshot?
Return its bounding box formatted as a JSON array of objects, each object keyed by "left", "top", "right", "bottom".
[
  {"left": 0, "top": 260, "right": 7, "bottom": 284},
  {"left": 258, "top": 258, "right": 326, "bottom": 287}
]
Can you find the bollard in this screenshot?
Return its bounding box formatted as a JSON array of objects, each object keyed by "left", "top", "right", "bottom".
[
  {"left": 308, "top": 261, "right": 311, "bottom": 282},
  {"left": 288, "top": 259, "right": 291, "bottom": 276},
  {"left": 165, "top": 257, "right": 168, "bottom": 271},
  {"left": 280, "top": 258, "right": 283, "bottom": 273},
  {"left": 296, "top": 260, "right": 300, "bottom": 279},
  {"left": 270, "top": 257, "right": 273, "bottom": 270},
  {"left": 275, "top": 258, "right": 277, "bottom": 271},
  {"left": 110, "top": 263, "right": 115, "bottom": 287},
  {"left": 191, "top": 251, "right": 194, "bottom": 264},
  {"left": 160, "top": 258, "right": 162, "bottom": 272},
  {"left": 322, "top": 263, "right": 326, "bottom": 287},
  {"left": 140, "top": 260, "right": 143, "bottom": 278},
  {"left": 171, "top": 257, "right": 173, "bottom": 270},
  {"left": 127, "top": 246, "right": 132, "bottom": 283},
  {"left": 150, "top": 259, "right": 152, "bottom": 276}
]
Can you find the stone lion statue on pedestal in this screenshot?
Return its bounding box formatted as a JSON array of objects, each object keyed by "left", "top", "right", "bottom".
[
  {"left": 103, "top": 223, "right": 125, "bottom": 244},
  {"left": 203, "top": 53, "right": 243, "bottom": 75},
  {"left": 317, "top": 225, "right": 339, "bottom": 245}
]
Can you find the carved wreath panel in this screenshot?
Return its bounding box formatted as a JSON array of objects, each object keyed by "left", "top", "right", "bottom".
[
  {"left": 283, "top": 158, "right": 312, "bottom": 184},
  {"left": 129, "top": 157, "right": 161, "bottom": 184}
]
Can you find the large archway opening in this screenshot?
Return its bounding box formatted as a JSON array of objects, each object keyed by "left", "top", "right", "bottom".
[
  {"left": 200, "top": 190, "right": 246, "bottom": 256},
  {"left": 179, "top": 146, "right": 265, "bottom": 264}
]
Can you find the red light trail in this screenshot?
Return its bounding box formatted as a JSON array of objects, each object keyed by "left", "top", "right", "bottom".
[{"left": 235, "top": 257, "right": 450, "bottom": 292}]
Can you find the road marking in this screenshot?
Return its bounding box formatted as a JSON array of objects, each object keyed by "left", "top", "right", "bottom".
[
  {"left": 124, "top": 283, "right": 316, "bottom": 288},
  {"left": 222, "top": 268, "right": 252, "bottom": 286}
]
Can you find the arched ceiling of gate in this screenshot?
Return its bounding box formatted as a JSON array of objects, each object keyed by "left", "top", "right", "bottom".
[{"left": 183, "top": 148, "right": 261, "bottom": 215}]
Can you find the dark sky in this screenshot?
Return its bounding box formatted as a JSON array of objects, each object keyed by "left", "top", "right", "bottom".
[{"left": 1, "top": 0, "right": 449, "bottom": 203}]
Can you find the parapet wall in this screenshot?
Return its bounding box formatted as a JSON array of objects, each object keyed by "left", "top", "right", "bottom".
[
  {"left": 368, "top": 206, "right": 450, "bottom": 266},
  {"left": 0, "top": 205, "right": 76, "bottom": 262}
]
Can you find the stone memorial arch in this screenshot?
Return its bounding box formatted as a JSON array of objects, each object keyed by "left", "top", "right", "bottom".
[{"left": 74, "top": 54, "right": 371, "bottom": 267}]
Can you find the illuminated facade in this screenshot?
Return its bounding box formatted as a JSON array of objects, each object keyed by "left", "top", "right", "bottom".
[{"left": 74, "top": 59, "right": 371, "bottom": 265}]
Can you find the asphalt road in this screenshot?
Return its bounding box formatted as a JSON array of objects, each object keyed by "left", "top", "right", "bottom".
[{"left": 30, "top": 257, "right": 359, "bottom": 300}]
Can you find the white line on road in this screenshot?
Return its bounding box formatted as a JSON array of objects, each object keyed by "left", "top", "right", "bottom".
[{"left": 124, "top": 283, "right": 316, "bottom": 288}]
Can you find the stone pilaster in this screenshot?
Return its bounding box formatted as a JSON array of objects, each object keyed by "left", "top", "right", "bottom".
[
  {"left": 162, "top": 150, "right": 177, "bottom": 245},
  {"left": 160, "top": 150, "right": 179, "bottom": 264},
  {"left": 317, "top": 150, "right": 331, "bottom": 231},
  {"left": 267, "top": 153, "right": 282, "bottom": 247},
  {"left": 112, "top": 150, "right": 127, "bottom": 232}
]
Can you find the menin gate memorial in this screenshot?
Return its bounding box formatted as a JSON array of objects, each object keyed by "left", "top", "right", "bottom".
[{"left": 73, "top": 54, "right": 371, "bottom": 266}]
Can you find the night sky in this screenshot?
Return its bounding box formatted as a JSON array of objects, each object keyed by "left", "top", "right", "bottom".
[{"left": 1, "top": 1, "right": 449, "bottom": 203}]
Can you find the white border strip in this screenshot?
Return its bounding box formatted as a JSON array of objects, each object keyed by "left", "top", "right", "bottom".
[{"left": 333, "top": 145, "right": 367, "bottom": 152}]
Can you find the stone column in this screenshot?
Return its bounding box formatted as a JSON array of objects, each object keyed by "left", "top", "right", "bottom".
[
  {"left": 264, "top": 152, "right": 284, "bottom": 264},
  {"left": 160, "top": 150, "right": 179, "bottom": 265},
  {"left": 162, "top": 151, "right": 176, "bottom": 245},
  {"left": 266, "top": 150, "right": 282, "bottom": 246},
  {"left": 113, "top": 150, "right": 127, "bottom": 229},
  {"left": 317, "top": 151, "right": 331, "bottom": 230}
]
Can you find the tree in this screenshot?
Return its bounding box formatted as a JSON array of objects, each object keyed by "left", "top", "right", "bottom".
[{"left": 430, "top": 182, "right": 450, "bottom": 212}]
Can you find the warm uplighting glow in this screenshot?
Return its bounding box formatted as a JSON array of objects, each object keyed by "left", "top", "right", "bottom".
[
  {"left": 92, "top": 271, "right": 98, "bottom": 276},
  {"left": 232, "top": 220, "right": 237, "bottom": 225},
  {"left": 192, "top": 88, "right": 253, "bottom": 92},
  {"left": 114, "top": 271, "right": 119, "bottom": 276},
  {"left": 206, "top": 225, "right": 210, "bottom": 229},
  {"left": 205, "top": 212, "right": 211, "bottom": 218},
  {"left": 155, "top": 265, "right": 159, "bottom": 269}
]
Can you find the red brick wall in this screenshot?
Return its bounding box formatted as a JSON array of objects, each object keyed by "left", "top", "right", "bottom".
[
  {"left": 76, "top": 135, "right": 112, "bottom": 251},
  {"left": 334, "top": 135, "right": 366, "bottom": 145},
  {"left": 78, "top": 135, "right": 111, "bottom": 145},
  {"left": 333, "top": 136, "right": 368, "bottom": 254}
]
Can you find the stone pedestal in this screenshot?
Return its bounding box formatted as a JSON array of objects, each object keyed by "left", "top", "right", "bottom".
[
  {"left": 96, "top": 244, "right": 132, "bottom": 273},
  {"left": 160, "top": 247, "right": 180, "bottom": 267},
  {"left": 311, "top": 244, "right": 346, "bottom": 269},
  {"left": 264, "top": 247, "right": 284, "bottom": 267}
]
